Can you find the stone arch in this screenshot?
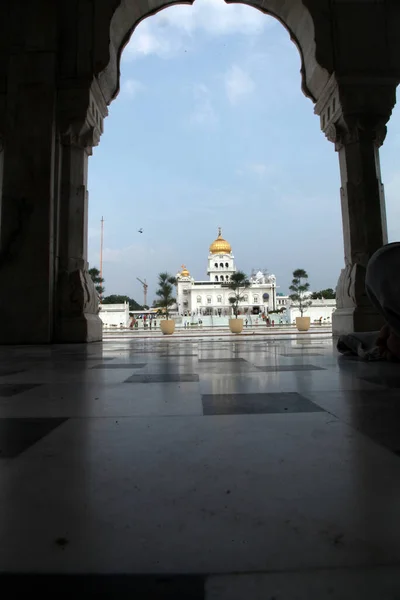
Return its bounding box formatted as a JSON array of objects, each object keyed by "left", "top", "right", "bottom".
[{"left": 96, "top": 0, "right": 330, "bottom": 106}]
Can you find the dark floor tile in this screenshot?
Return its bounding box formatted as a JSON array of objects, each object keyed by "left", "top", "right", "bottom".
[
  {"left": 0, "top": 418, "right": 67, "bottom": 458},
  {"left": 199, "top": 358, "right": 247, "bottom": 363},
  {"left": 91, "top": 363, "right": 146, "bottom": 369},
  {"left": 281, "top": 353, "right": 323, "bottom": 357},
  {"left": 158, "top": 353, "right": 198, "bottom": 357},
  {"left": 288, "top": 346, "right": 326, "bottom": 350},
  {"left": 257, "top": 364, "right": 326, "bottom": 372},
  {"left": 202, "top": 392, "right": 325, "bottom": 416},
  {"left": 360, "top": 376, "right": 400, "bottom": 389},
  {"left": 0, "top": 368, "right": 26, "bottom": 376},
  {"left": 125, "top": 374, "right": 199, "bottom": 383},
  {"left": 68, "top": 357, "right": 115, "bottom": 362},
  {"left": 0, "top": 383, "right": 41, "bottom": 397},
  {"left": 0, "top": 574, "right": 205, "bottom": 598}
]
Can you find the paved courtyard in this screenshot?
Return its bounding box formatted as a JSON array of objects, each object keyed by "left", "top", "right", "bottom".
[{"left": 0, "top": 333, "right": 400, "bottom": 598}]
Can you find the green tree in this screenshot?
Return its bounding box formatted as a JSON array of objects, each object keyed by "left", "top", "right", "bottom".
[
  {"left": 289, "top": 269, "right": 312, "bottom": 317},
  {"left": 102, "top": 295, "right": 143, "bottom": 311},
  {"left": 88, "top": 267, "right": 104, "bottom": 296},
  {"left": 311, "top": 288, "right": 336, "bottom": 300},
  {"left": 154, "top": 272, "right": 177, "bottom": 319},
  {"left": 227, "top": 271, "right": 250, "bottom": 318}
]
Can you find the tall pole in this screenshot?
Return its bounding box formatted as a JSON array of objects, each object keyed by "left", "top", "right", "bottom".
[{"left": 100, "top": 216, "right": 104, "bottom": 301}]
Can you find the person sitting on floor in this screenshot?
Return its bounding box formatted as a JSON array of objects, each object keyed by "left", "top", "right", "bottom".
[{"left": 365, "top": 242, "right": 400, "bottom": 361}]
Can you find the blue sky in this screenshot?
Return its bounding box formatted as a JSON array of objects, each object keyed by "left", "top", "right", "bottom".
[{"left": 88, "top": 0, "right": 400, "bottom": 304}]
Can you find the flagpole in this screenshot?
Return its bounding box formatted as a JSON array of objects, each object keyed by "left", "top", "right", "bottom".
[{"left": 100, "top": 216, "right": 104, "bottom": 300}]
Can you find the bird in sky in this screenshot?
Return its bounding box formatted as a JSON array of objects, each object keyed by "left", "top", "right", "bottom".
[{"left": 138, "top": 228, "right": 143, "bottom": 234}]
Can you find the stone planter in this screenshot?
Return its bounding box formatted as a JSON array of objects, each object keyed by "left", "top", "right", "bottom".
[
  {"left": 296, "top": 316, "right": 310, "bottom": 332},
  {"left": 160, "top": 319, "right": 175, "bottom": 335},
  {"left": 229, "top": 318, "right": 244, "bottom": 334}
]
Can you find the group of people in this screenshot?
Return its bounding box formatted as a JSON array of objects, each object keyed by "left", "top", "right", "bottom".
[{"left": 129, "top": 316, "right": 157, "bottom": 330}]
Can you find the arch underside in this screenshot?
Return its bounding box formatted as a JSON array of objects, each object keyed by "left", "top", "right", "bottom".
[{"left": 98, "top": 0, "right": 330, "bottom": 106}]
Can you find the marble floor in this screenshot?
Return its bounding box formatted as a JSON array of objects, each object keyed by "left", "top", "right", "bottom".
[{"left": 0, "top": 333, "right": 400, "bottom": 598}]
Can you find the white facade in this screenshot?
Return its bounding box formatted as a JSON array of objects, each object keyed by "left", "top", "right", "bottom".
[
  {"left": 175, "top": 229, "right": 289, "bottom": 318},
  {"left": 287, "top": 299, "right": 336, "bottom": 324},
  {"left": 99, "top": 302, "right": 130, "bottom": 328}
]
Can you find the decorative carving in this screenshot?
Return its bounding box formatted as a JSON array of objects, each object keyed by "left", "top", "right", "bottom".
[
  {"left": 61, "top": 120, "right": 101, "bottom": 153},
  {"left": 315, "top": 74, "right": 395, "bottom": 151},
  {"left": 58, "top": 80, "right": 107, "bottom": 152},
  {"left": 58, "top": 269, "right": 99, "bottom": 318},
  {"left": 335, "top": 263, "right": 370, "bottom": 310}
]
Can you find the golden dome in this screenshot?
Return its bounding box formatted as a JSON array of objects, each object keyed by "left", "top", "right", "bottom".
[
  {"left": 180, "top": 264, "right": 190, "bottom": 277},
  {"left": 209, "top": 227, "right": 232, "bottom": 255}
]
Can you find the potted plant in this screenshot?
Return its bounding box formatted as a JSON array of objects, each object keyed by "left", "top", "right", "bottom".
[
  {"left": 228, "top": 271, "right": 250, "bottom": 334},
  {"left": 289, "top": 269, "right": 312, "bottom": 331},
  {"left": 155, "top": 272, "right": 177, "bottom": 335}
]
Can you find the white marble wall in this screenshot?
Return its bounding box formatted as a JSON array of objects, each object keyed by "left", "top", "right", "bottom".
[{"left": 99, "top": 303, "right": 130, "bottom": 327}]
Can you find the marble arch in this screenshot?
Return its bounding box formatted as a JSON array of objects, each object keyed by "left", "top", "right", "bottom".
[
  {"left": 97, "top": 0, "right": 330, "bottom": 105},
  {"left": 0, "top": 0, "right": 400, "bottom": 343}
]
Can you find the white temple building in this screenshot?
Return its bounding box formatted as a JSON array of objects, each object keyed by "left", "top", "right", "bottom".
[{"left": 175, "top": 228, "right": 286, "bottom": 318}]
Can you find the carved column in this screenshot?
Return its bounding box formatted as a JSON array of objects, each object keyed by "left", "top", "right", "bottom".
[
  {"left": 0, "top": 32, "right": 57, "bottom": 343},
  {"left": 55, "top": 81, "right": 107, "bottom": 342},
  {"left": 315, "top": 75, "right": 396, "bottom": 335}
]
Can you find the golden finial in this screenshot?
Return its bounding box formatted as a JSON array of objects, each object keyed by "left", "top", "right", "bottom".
[{"left": 209, "top": 227, "right": 232, "bottom": 255}]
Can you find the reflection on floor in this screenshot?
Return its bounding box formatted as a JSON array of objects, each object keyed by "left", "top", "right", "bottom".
[{"left": 0, "top": 333, "right": 400, "bottom": 598}]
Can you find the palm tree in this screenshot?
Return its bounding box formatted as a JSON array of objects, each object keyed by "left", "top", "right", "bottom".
[
  {"left": 155, "top": 272, "right": 177, "bottom": 319},
  {"left": 289, "top": 268, "right": 312, "bottom": 316},
  {"left": 88, "top": 267, "right": 104, "bottom": 297},
  {"left": 228, "top": 271, "right": 250, "bottom": 318}
]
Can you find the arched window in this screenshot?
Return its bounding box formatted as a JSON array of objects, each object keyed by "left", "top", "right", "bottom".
[
  {"left": 214, "top": 262, "right": 218, "bottom": 268},
  {"left": 253, "top": 296, "right": 259, "bottom": 303},
  {"left": 244, "top": 294, "right": 248, "bottom": 302},
  {"left": 217, "top": 295, "right": 222, "bottom": 303},
  {"left": 220, "top": 262, "right": 223, "bottom": 268},
  {"left": 226, "top": 275, "right": 229, "bottom": 281},
  {"left": 207, "top": 296, "right": 212, "bottom": 304},
  {"left": 196, "top": 295, "right": 201, "bottom": 303},
  {"left": 215, "top": 275, "right": 218, "bottom": 281},
  {"left": 225, "top": 262, "right": 229, "bottom": 268}
]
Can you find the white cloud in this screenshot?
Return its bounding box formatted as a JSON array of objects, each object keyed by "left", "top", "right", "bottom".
[
  {"left": 189, "top": 83, "right": 218, "bottom": 126},
  {"left": 125, "top": 21, "right": 180, "bottom": 59},
  {"left": 225, "top": 65, "right": 255, "bottom": 105},
  {"left": 123, "top": 0, "right": 274, "bottom": 60},
  {"left": 248, "top": 163, "right": 267, "bottom": 176},
  {"left": 123, "top": 78, "right": 146, "bottom": 98}
]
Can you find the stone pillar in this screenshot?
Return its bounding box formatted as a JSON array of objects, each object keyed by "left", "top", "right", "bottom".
[
  {"left": 55, "top": 82, "right": 107, "bottom": 342},
  {"left": 315, "top": 76, "right": 397, "bottom": 335},
  {"left": 0, "top": 49, "right": 57, "bottom": 343}
]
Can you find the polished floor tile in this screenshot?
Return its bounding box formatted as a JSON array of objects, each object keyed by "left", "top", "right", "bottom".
[
  {"left": 124, "top": 373, "right": 200, "bottom": 383},
  {"left": 206, "top": 566, "right": 400, "bottom": 599},
  {"left": 0, "top": 332, "right": 399, "bottom": 595},
  {"left": 257, "top": 364, "right": 325, "bottom": 372},
  {"left": 3, "top": 413, "right": 400, "bottom": 574},
  {"left": 199, "top": 358, "right": 247, "bottom": 363},
  {"left": 91, "top": 363, "right": 147, "bottom": 369},
  {"left": 281, "top": 353, "right": 324, "bottom": 357},
  {"left": 359, "top": 375, "right": 400, "bottom": 388},
  {"left": 0, "top": 368, "right": 26, "bottom": 376},
  {"left": 0, "top": 417, "right": 67, "bottom": 457},
  {"left": 0, "top": 383, "right": 41, "bottom": 397},
  {"left": 202, "top": 392, "right": 325, "bottom": 415}
]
